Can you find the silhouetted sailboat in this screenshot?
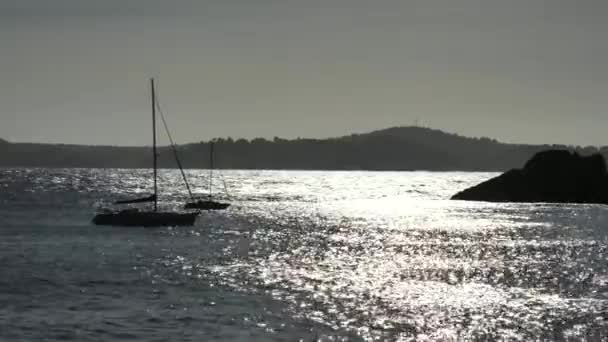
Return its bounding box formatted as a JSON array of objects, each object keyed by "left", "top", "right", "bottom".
[
  {"left": 184, "top": 142, "right": 231, "bottom": 210},
  {"left": 93, "top": 79, "right": 199, "bottom": 227}
]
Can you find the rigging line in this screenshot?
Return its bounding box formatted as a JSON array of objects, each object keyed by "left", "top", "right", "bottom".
[
  {"left": 216, "top": 171, "right": 232, "bottom": 198},
  {"left": 154, "top": 96, "right": 195, "bottom": 202},
  {"left": 208, "top": 147, "right": 231, "bottom": 198},
  {"left": 221, "top": 178, "right": 231, "bottom": 199}
]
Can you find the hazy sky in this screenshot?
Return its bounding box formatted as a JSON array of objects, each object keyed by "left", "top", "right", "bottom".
[{"left": 3, "top": 0, "right": 607, "bottom": 146}]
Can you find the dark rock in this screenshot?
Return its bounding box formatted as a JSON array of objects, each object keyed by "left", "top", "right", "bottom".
[{"left": 451, "top": 150, "right": 608, "bottom": 204}]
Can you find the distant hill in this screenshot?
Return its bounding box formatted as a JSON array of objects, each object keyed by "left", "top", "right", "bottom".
[{"left": 0, "top": 127, "right": 606, "bottom": 171}]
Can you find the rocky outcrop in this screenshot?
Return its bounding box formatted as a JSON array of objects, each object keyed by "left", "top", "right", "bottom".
[{"left": 451, "top": 150, "right": 608, "bottom": 204}]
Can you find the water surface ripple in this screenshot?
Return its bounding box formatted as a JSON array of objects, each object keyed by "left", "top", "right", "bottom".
[{"left": 0, "top": 168, "right": 606, "bottom": 341}]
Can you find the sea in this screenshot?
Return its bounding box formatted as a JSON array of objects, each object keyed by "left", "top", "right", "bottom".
[{"left": 0, "top": 168, "right": 606, "bottom": 341}]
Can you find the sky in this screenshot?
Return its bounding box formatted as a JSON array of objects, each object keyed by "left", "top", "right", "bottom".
[{"left": 2, "top": 0, "right": 608, "bottom": 146}]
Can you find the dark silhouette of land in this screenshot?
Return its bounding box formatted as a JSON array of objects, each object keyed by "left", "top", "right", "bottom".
[
  {"left": 1, "top": 127, "right": 606, "bottom": 171},
  {"left": 452, "top": 150, "right": 608, "bottom": 204}
]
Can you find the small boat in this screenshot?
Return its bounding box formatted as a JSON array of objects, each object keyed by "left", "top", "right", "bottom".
[
  {"left": 184, "top": 198, "right": 230, "bottom": 210},
  {"left": 184, "top": 142, "right": 231, "bottom": 210},
  {"left": 93, "top": 78, "right": 199, "bottom": 227}
]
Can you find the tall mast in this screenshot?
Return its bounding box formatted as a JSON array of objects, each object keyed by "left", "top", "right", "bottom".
[
  {"left": 151, "top": 78, "right": 158, "bottom": 212},
  {"left": 209, "top": 142, "right": 214, "bottom": 199}
]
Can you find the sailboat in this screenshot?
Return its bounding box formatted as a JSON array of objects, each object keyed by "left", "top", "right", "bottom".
[
  {"left": 93, "top": 78, "right": 199, "bottom": 227},
  {"left": 184, "top": 142, "right": 231, "bottom": 210}
]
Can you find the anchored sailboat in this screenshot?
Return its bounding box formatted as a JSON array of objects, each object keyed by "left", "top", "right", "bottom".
[
  {"left": 92, "top": 78, "right": 199, "bottom": 227},
  {"left": 184, "top": 142, "right": 231, "bottom": 210}
]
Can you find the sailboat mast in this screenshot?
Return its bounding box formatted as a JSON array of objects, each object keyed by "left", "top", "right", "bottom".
[
  {"left": 209, "top": 142, "right": 214, "bottom": 199},
  {"left": 151, "top": 78, "right": 158, "bottom": 212}
]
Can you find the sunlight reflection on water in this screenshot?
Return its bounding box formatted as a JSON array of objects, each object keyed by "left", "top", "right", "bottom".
[{"left": 1, "top": 168, "right": 607, "bottom": 341}]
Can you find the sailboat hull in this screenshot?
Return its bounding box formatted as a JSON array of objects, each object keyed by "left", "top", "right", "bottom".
[
  {"left": 93, "top": 211, "right": 199, "bottom": 227},
  {"left": 184, "top": 200, "right": 230, "bottom": 210}
]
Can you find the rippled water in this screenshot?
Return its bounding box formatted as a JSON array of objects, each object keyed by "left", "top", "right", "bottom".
[{"left": 0, "top": 168, "right": 606, "bottom": 341}]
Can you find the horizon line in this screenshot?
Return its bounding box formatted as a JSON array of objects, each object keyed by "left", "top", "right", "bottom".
[{"left": 2, "top": 125, "right": 606, "bottom": 149}]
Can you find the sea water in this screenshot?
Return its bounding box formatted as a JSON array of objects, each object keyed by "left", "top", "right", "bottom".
[{"left": 0, "top": 168, "right": 606, "bottom": 341}]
